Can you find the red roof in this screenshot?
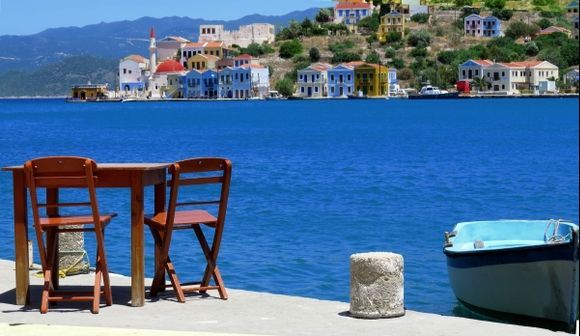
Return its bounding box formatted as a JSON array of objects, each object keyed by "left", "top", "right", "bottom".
[
  {"left": 155, "top": 60, "right": 184, "bottom": 73},
  {"left": 336, "top": 2, "right": 372, "bottom": 9},
  {"left": 506, "top": 61, "right": 543, "bottom": 68},
  {"left": 473, "top": 59, "right": 494, "bottom": 66},
  {"left": 235, "top": 54, "right": 254, "bottom": 59}
]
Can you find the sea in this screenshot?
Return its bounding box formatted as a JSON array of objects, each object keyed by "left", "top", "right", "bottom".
[{"left": 0, "top": 98, "right": 578, "bottom": 322}]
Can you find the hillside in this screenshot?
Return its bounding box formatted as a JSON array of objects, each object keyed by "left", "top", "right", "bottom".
[{"left": 0, "top": 8, "right": 319, "bottom": 74}]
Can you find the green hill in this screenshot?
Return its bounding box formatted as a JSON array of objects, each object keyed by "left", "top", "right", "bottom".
[{"left": 0, "top": 55, "right": 117, "bottom": 97}]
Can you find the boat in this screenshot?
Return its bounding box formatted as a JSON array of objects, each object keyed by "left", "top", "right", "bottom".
[
  {"left": 265, "top": 90, "right": 285, "bottom": 100},
  {"left": 408, "top": 85, "right": 460, "bottom": 99},
  {"left": 444, "top": 219, "right": 579, "bottom": 332},
  {"left": 347, "top": 90, "right": 368, "bottom": 99}
]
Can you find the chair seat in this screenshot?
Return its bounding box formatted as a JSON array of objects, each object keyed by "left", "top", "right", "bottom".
[
  {"left": 145, "top": 210, "right": 217, "bottom": 230},
  {"left": 39, "top": 213, "right": 116, "bottom": 228}
]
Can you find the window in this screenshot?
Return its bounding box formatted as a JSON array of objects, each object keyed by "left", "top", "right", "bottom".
[
  {"left": 330, "top": 74, "right": 335, "bottom": 81},
  {"left": 331, "top": 87, "right": 335, "bottom": 93},
  {"left": 348, "top": 87, "right": 351, "bottom": 93},
  {"left": 475, "top": 69, "right": 479, "bottom": 76},
  {"left": 123, "top": 68, "right": 127, "bottom": 74},
  {"left": 128, "top": 70, "right": 132, "bottom": 74},
  {"left": 301, "top": 87, "right": 305, "bottom": 93},
  {"left": 502, "top": 84, "right": 505, "bottom": 90},
  {"left": 315, "top": 87, "right": 319, "bottom": 93},
  {"left": 501, "top": 71, "right": 505, "bottom": 77},
  {"left": 347, "top": 74, "right": 351, "bottom": 81}
]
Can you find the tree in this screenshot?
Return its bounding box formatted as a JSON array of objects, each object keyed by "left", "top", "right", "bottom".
[
  {"left": 411, "top": 13, "right": 430, "bottom": 24},
  {"left": 275, "top": 79, "right": 295, "bottom": 97},
  {"left": 309, "top": 47, "right": 321, "bottom": 62},
  {"left": 472, "top": 77, "right": 490, "bottom": 92},
  {"left": 366, "top": 51, "right": 381, "bottom": 64},
  {"left": 407, "top": 30, "right": 431, "bottom": 47},
  {"left": 505, "top": 21, "right": 539, "bottom": 40},
  {"left": 388, "top": 58, "right": 405, "bottom": 69},
  {"left": 536, "top": 18, "right": 552, "bottom": 29},
  {"left": 485, "top": 0, "right": 506, "bottom": 9},
  {"left": 279, "top": 39, "right": 303, "bottom": 59},
  {"left": 410, "top": 47, "right": 428, "bottom": 57},
  {"left": 454, "top": 0, "right": 473, "bottom": 7},
  {"left": 525, "top": 41, "right": 539, "bottom": 56},
  {"left": 387, "top": 32, "right": 403, "bottom": 43},
  {"left": 316, "top": 8, "right": 332, "bottom": 23},
  {"left": 492, "top": 8, "right": 513, "bottom": 21},
  {"left": 331, "top": 51, "right": 362, "bottom": 64},
  {"left": 384, "top": 47, "right": 396, "bottom": 58}
]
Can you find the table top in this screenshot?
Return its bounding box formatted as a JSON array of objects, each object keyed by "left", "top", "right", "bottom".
[{"left": 2, "top": 163, "right": 170, "bottom": 172}]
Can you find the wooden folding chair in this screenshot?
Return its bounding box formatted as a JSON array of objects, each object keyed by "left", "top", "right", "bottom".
[
  {"left": 25, "top": 156, "right": 115, "bottom": 314},
  {"left": 145, "top": 158, "right": 232, "bottom": 302}
]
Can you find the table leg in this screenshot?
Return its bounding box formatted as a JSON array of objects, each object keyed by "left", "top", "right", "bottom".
[
  {"left": 13, "top": 170, "right": 29, "bottom": 305},
  {"left": 130, "top": 173, "right": 145, "bottom": 307},
  {"left": 154, "top": 181, "right": 166, "bottom": 292}
]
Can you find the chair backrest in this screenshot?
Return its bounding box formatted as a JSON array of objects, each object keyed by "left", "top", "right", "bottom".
[
  {"left": 24, "top": 156, "right": 101, "bottom": 228},
  {"left": 165, "top": 158, "right": 232, "bottom": 232}
]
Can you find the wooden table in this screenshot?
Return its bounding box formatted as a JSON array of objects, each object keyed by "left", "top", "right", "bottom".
[{"left": 2, "top": 163, "right": 169, "bottom": 307}]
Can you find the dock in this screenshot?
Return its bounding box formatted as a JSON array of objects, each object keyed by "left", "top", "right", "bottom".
[{"left": 0, "top": 259, "right": 568, "bottom": 336}]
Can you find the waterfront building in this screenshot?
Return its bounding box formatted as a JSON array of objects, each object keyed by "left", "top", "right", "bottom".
[
  {"left": 538, "top": 26, "right": 572, "bottom": 37},
  {"left": 70, "top": 84, "right": 109, "bottom": 100},
  {"left": 218, "top": 66, "right": 252, "bottom": 98},
  {"left": 334, "top": 1, "right": 373, "bottom": 31},
  {"left": 464, "top": 14, "right": 502, "bottom": 37},
  {"left": 378, "top": 10, "right": 405, "bottom": 43},
  {"left": 327, "top": 64, "right": 355, "bottom": 97},
  {"left": 508, "top": 61, "right": 559, "bottom": 93},
  {"left": 297, "top": 63, "right": 333, "bottom": 98},
  {"left": 354, "top": 63, "right": 388, "bottom": 97},
  {"left": 388, "top": 68, "right": 400, "bottom": 94},
  {"left": 157, "top": 36, "right": 190, "bottom": 62},
  {"left": 199, "top": 24, "right": 275, "bottom": 47},
  {"left": 482, "top": 63, "right": 512, "bottom": 93},
  {"left": 181, "top": 69, "right": 219, "bottom": 98},
  {"left": 564, "top": 66, "right": 579, "bottom": 85},
  {"left": 187, "top": 54, "right": 219, "bottom": 71},
  {"left": 118, "top": 54, "right": 149, "bottom": 96},
  {"left": 458, "top": 59, "right": 494, "bottom": 82},
  {"left": 149, "top": 59, "right": 186, "bottom": 98},
  {"left": 243, "top": 64, "right": 270, "bottom": 98}
]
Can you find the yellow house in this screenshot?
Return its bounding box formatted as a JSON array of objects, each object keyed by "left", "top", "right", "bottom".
[
  {"left": 378, "top": 10, "right": 405, "bottom": 43},
  {"left": 187, "top": 54, "right": 219, "bottom": 71},
  {"left": 203, "top": 41, "right": 228, "bottom": 59},
  {"left": 354, "top": 63, "right": 388, "bottom": 96}
]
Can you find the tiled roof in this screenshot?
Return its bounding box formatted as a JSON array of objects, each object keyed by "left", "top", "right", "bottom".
[
  {"left": 241, "top": 64, "right": 266, "bottom": 69},
  {"left": 308, "top": 63, "right": 333, "bottom": 71},
  {"left": 343, "top": 61, "right": 365, "bottom": 67},
  {"left": 184, "top": 42, "right": 206, "bottom": 48},
  {"left": 506, "top": 61, "right": 544, "bottom": 68},
  {"left": 336, "top": 2, "right": 372, "bottom": 9},
  {"left": 161, "top": 36, "right": 190, "bottom": 43},
  {"left": 206, "top": 41, "right": 224, "bottom": 48},
  {"left": 123, "top": 54, "right": 148, "bottom": 63},
  {"left": 155, "top": 60, "right": 185, "bottom": 73},
  {"left": 235, "top": 54, "right": 254, "bottom": 59},
  {"left": 473, "top": 59, "right": 494, "bottom": 66},
  {"left": 539, "top": 26, "right": 571, "bottom": 34}
]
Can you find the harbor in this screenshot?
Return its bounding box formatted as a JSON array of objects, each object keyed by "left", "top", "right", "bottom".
[{"left": 0, "top": 259, "right": 570, "bottom": 336}]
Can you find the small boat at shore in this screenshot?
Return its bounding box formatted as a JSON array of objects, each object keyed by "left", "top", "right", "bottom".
[
  {"left": 444, "top": 219, "right": 579, "bottom": 332},
  {"left": 408, "top": 85, "right": 460, "bottom": 99}
]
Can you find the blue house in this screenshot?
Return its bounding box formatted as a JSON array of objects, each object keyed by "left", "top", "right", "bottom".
[
  {"left": 327, "top": 64, "right": 355, "bottom": 97},
  {"left": 181, "top": 69, "right": 218, "bottom": 98},
  {"left": 464, "top": 14, "right": 502, "bottom": 37},
  {"left": 219, "top": 66, "right": 251, "bottom": 99},
  {"left": 482, "top": 16, "right": 502, "bottom": 37}
]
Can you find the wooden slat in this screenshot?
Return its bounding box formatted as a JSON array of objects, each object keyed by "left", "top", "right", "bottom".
[
  {"left": 167, "top": 176, "right": 222, "bottom": 186},
  {"left": 38, "top": 202, "right": 91, "bottom": 208},
  {"left": 176, "top": 200, "right": 220, "bottom": 207}
]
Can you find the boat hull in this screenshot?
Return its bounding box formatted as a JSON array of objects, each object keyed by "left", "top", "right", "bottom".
[
  {"left": 408, "top": 92, "right": 460, "bottom": 99},
  {"left": 446, "top": 242, "right": 579, "bottom": 330}
]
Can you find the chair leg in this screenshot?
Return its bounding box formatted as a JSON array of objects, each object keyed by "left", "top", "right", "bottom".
[
  {"left": 165, "top": 256, "right": 185, "bottom": 303},
  {"left": 149, "top": 229, "right": 167, "bottom": 297},
  {"left": 193, "top": 226, "right": 227, "bottom": 300},
  {"left": 92, "top": 254, "right": 101, "bottom": 314}
]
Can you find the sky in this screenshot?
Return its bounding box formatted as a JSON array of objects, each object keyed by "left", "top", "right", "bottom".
[{"left": 0, "top": 0, "right": 334, "bottom": 36}]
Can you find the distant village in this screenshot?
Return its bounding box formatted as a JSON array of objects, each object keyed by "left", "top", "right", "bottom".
[{"left": 71, "top": 0, "right": 579, "bottom": 100}]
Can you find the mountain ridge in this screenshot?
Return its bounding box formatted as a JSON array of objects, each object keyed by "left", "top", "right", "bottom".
[{"left": 0, "top": 8, "right": 319, "bottom": 74}]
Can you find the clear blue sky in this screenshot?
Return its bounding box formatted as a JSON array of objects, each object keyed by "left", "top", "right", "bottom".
[{"left": 0, "top": 0, "right": 334, "bottom": 36}]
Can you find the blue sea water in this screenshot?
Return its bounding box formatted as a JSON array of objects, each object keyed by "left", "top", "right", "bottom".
[{"left": 0, "top": 98, "right": 578, "bottom": 318}]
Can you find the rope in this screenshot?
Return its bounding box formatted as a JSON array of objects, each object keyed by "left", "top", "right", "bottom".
[{"left": 34, "top": 250, "right": 90, "bottom": 278}]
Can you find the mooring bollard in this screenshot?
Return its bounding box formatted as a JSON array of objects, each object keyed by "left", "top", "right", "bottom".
[{"left": 349, "top": 252, "right": 405, "bottom": 319}]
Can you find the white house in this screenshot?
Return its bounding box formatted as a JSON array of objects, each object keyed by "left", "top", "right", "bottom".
[
  {"left": 119, "top": 54, "right": 149, "bottom": 97},
  {"left": 297, "top": 63, "right": 333, "bottom": 98},
  {"left": 243, "top": 63, "right": 270, "bottom": 98},
  {"left": 458, "top": 59, "right": 494, "bottom": 82},
  {"left": 482, "top": 63, "right": 512, "bottom": 93},
  {"left": 508, "top": 61, "right": 559, "bottom": 93}
]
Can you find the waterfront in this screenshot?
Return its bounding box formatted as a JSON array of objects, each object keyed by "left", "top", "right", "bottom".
[{"left": 0, "top": 98, "right": 578, "bottom": 323}]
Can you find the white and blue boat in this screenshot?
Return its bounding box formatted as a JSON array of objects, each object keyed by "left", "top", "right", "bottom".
[{"left": 444, "top": 220, "right": 579, "bottom": 332}]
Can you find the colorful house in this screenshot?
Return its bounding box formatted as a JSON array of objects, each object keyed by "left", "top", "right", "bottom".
[
  {"left": 216, "top": 58, "right": 235, "bottom": 70},
  {"left": 118, "top": 54, "right": 149, "bottom": 96},
  {"left": 334, "top": 1, "right": 373, "bottom": 30},
  {"left": 181, "top": 69, "right": 219, "bottom": 98},
  {"left": 354, "top": 63, "right": 388, "bottom": 97},
  {"left": 180, "top": 41, "right": 229, "bottom": 67},
  {"left": 464, "top": 14, "right": 502, "bottom": 37},
  {"left": 149, "top": 59, "right": 186, "bottom": 98},
  {"left": 234, "top": 54, "right": 258, "bottom": 67},
  {"left": 218, "top": 66, "right": 251, "bottom": 98},
  {"left": 297, "top": 63, "right": 333, "bottom": 98},
  {"left": 327, "top": 64, "right": 355, "bottom": 97},
  {"left": 378, "top": 10, "right": 405, "bottom": 43},
  {"left": 187, "top": 54, "right": 219, "bottom": 71}
]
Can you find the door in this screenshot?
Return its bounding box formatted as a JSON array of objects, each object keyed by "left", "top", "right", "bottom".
[
  {"left": 339, "top": 87, "right": 343, "bottom": 96},
  {"left": 307, "top": 87, "right": 312, "bottom": 97}
]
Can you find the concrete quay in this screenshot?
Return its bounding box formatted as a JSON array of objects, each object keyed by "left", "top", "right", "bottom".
[{"left": 0, "top": 259, "right": 569, "bottom": 336}]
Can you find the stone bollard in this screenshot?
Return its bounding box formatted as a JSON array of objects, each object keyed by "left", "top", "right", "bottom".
[
  {"left": 58, "top": 230, "right": 90, "bottom": 275},
  {"left": 349, "top": 252, "right": 405, "bottom": 319}
]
